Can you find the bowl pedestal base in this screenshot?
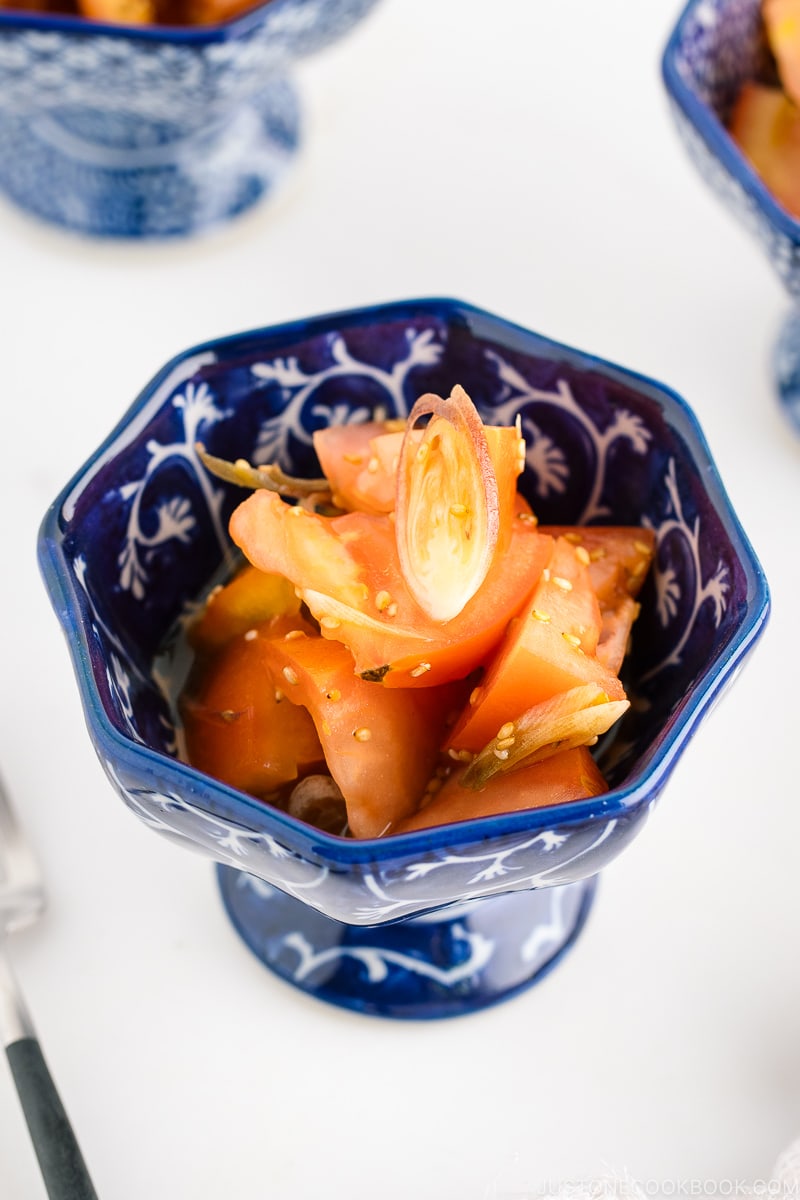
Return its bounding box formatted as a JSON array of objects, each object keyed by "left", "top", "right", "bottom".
[
  {"left": 0, "top": 75, "right": 300, "bottom": 239},
  {"left": 217, "top": 865, "right": 597, "bottom": 1019}
]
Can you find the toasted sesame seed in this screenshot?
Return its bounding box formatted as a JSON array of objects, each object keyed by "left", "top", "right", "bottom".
[
  {"left": 553, "top": 575, "right": 573, "bottom": 592},
  {"left": 282, "top": 667, "right": 298, "bottom": 685},
  {"left": 353, "top": 727, "right": 372, "bottom": 742},
  {"left": 410, "top": 661, "right": 432, "bottom": 677}
]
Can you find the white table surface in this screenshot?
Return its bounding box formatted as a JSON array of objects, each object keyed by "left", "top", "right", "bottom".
[{"left": 2, "top": 2, "right": 799, "bottom": 1197}]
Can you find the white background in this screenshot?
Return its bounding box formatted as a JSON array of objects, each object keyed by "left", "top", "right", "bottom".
[{"left": 2, "top": 2, "right": 800, "bottom": 1197}]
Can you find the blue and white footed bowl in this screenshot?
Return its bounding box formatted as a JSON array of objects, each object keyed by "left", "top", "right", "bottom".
[
  {"left": 0, "top": 0, "right": 379, "bottom": 238},
  {"left": 38, "top": 298, "right": 770, "bottom": 1018},
  {"left": 662, "top": 0, "right": 800, "bottom": 430}
]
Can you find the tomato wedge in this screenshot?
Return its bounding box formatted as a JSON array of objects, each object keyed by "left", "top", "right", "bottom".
[
  {"left": 180, "top": 613, "right": 324, "bottom": 797},
  {"left": 312, "top": 419, "right": 405, "bottom": 516},
  {"left": 390, "top": 747, "right": 608, "bottom": 834},
  {"left": 229, "top": 489, "right": 552, "bottom": 689},
  {"left": 445, "top": 536, "right": 627, "bottom": 755},
  {"left": 540, "top": 526, "right": 656, "bottom": 671},
  {"left": 253, "top": 630, "right": 466, "bottom": 838}
]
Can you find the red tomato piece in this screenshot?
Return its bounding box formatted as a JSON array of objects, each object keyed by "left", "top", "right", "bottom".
[
  {"left": 313, "top": 420, "right": 404, "bottom": 516},
  {"left": 180, "top": 614, "right": 324, "bottom": 797},
  {"left": 540, "top": 526, "right": 655, "bottom": 671},
  {"left": 254, "top": 631, "right": 467, "bottom": 838},
  {"left": 390, "top": 747, "right": 608, "bottom": 834},
  {"left": 229, "top": 490, "right": 553, "bottom": 689},
  {"left": 445, "top": 536, "right": 627, "bottom": 755}
]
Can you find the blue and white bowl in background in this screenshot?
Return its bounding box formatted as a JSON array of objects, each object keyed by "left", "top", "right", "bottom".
[
  {"left": 38, "top": 298, "right": 770, "bottom": 1018},
  {"left": 662, "top": 0, "right": 800, "bottom": 430},
  {"left": 0, "top": 0, "right": 380, "bottom": 238}
]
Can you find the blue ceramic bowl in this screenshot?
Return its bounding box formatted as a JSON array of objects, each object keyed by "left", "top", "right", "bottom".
[
  {"left": 38, "top": 298, "right": 770, "bottom": 1018},
  {"left": 662, "top": 0, "right": 800, "bottom": 429},
  {"left": 0, "top": 0, "right": 379, "bottom": 237}
]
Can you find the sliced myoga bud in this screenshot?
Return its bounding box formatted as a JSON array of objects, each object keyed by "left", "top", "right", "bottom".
[
  {"left": 395, "top": 385, "right": 499, "bottom": 623},
  {"left": 460, "top": 683, "right": 629, "bottom": 790}
]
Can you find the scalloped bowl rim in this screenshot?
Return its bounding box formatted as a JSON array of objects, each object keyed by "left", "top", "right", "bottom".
[
  {"left": 37, "top": 297, "right": 771, "bottom": 867},
  {"left": 661, "top": 0, "right": 800, "bottom": 242}
]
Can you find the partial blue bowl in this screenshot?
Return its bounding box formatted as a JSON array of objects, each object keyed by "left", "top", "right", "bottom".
[
  {"left": 0, "top": 0, "right": 380, "bottom": 237},
  {"left": 38, "top": 298, "right": 770, "bottom": 1018},
  {"left": 662, "top": 0, "right": 800, "bottom": 429}
]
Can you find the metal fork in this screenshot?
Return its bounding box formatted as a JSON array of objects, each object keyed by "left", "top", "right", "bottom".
[{"left": 0, "top": 771, "right": 98, "bottom": 1200}]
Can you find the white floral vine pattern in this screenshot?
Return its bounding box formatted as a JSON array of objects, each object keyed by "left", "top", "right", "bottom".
[
  {"left": 282, "top": 924, "right": 496, "bottom": 987},
  {"left": 117, "top": 381, "right": 230, "bottom": 599},
  {"left": 485, "top": 352, "right": 653, "bottom": 523},
  {"left": 642, "top": 458, "right": 730, "bottom": 681},
  {"left": 249, "top": 327, "right": 443, "bottom": 466},
  {"left": 103, "top": 758, "right": 621, "bottom": 929}
]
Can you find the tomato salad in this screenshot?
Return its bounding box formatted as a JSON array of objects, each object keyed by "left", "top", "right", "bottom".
[{"left": 179, "top": 386, "right": 655, "bottom": 839}]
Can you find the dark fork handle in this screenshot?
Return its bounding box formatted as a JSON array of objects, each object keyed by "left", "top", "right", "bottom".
[{"left": 6, "top": 1036, "right": 98, "bottom": 1200}]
